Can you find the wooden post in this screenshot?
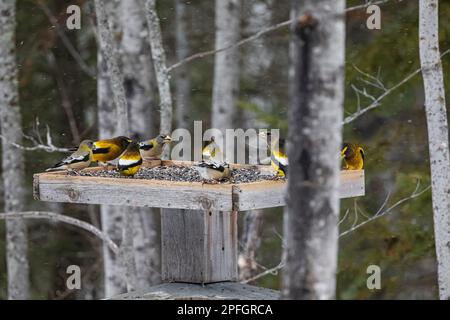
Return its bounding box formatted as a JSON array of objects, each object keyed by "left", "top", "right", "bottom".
[{"left": 161, "top": 209, "right": 238, "bottom": 283}]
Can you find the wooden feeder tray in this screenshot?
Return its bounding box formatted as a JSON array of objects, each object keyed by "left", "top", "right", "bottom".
[{"left": 33, "top": 160, "right": 365, "bottom": 211}]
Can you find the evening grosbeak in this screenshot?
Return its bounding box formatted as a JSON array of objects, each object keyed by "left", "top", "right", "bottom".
[
  {"left": 117, "top": 141, "right": 143, "bottom": 176},
  {"left": 341, "top": 143, "right": 365, "bottom": 170},
  {"left": 194, "top": 160, "right": 230, "bottom": 181},
  {"left": 138, "top": 134, "right": 172, "bottom": 159},
  {"left": 46, "top": 140, "right": 94, "bottom": 171},
  {"left": 92, "top": 136, "right": 132, "bottom": 163}
]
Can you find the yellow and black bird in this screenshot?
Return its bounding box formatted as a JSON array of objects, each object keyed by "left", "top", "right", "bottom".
[
  {"left": 258, "top": 130, "right": 288, "bottom": 176},
  {"left": 46, "top": 140, "right": 95, "bottom": 171},
  {"left": 270, "top": 138, "right": 288, "bottom": 177},
  {"left": 138, "top": 134, "right": 172, "bottom": 159},
  {"left": 341, "top": 143, "right": 364, "bottom": 170},
  {"left": 194, "top": 160, "right": 231, "bottom": 181},
  {"left": 202, "top": 136, "right": 223, "bottom": 162},
  {"left": 92, "top": 136, "right": 132, "bottom": 164},
  {"left": 117, "top": 141, "right": 143, "bottom": 176}
]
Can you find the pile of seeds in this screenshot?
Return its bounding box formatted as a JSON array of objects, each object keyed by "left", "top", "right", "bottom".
[{"left": 69, "top": 165, "right": 285, "bottom": 184}]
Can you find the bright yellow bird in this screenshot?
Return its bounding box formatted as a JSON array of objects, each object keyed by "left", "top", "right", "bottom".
[
  {"left": 138, "top": 134, "right": 172, "bottom": 159},
  {"left": 47, "top": 140, "right": 94, "bottom": 171},
  {"left": 341, "top": 143, "right": 364, "bottom": 170},
  {"left": 270, "top": 138, "right": 288, "bottom": 177},
  {"left": 117, "top": 142, "right": 143, "bottom": 176},
  {"left": 92, "top": 136, "right": 132, "bottom": 163},
  {"left": 202, "top": 136, "right": 223, "bottom": 162}
]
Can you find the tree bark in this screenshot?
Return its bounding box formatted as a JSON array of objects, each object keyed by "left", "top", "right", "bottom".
[
  {"left": 211, "top": 0, "right": 241, "bottom": 133},
  {"left": 283, "top": 0, "right": 345, "bottom": 300},
  {"left": 0, "top": 0, "right": 30, "bottom": 300},
  {"left": 145, "top": 0, "right": 173, "bottom": 156},
  {"left": 419, "top": 0, "right": 450, "bottom": 300},
  {"left": 95, "top": 0, "right": 130, "bottom": 136},
  {"left": 242, "top": 0, "right": 274, "bottom": 129},
  {"left": 239, "top": 210, "right": 263, "bottom": 282},
  {"left": 175, "top": 0, "right": 191, "bottom": 130},
  {"left": 120, "top": 0, "right": 161, "bottom": 289},
  {"left": 96, "top": 0, "right": 130, "bottom": 297}
]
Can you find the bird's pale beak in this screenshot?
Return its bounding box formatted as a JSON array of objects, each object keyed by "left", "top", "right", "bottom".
[{"left": 164, "top": 136, "right": 173, "bottom": 143}]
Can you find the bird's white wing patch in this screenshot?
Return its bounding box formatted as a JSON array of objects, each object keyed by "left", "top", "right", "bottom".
[{"left": 119, "top": 158, "right": 140, "bottom": 166}]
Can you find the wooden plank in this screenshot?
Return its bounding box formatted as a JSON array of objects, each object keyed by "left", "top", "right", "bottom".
[
  {"left": 233, "top": 170, "right": 365, "bottom": 211},
  {"left": 161, "top": 210, "right": 238, "bottom": 283},
  {"left": 34, "top": 162, "right": 364, "bottom": 211},
  {"left": 34, "top": 173, "right": 233, "bottom": 211},
  {"left": 110, "top": 282, "right": 279, "bottom": 300}
]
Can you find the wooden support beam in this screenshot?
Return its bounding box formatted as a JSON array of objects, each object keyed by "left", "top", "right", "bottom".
[{"left": 161, "top": 209, "right": 238, "bottom": 283}]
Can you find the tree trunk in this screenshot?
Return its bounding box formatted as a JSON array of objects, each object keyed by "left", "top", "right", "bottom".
[
  {"left": 283, "top": 0, "right": 345, "bottom": 300},
  {"left": 211, "top": 0, "right": 241, "bottom": 134},
  {"left": 0, "top": 0, "right": 30, "bottom": 300},
  {"left": 419, "top": 0, "right": 450, "bottom": 300},
  {"left": 96, "top": 0, "right": 129, "bottom": 297},
  {"left": 175, "top": 0, "right": 191, "bottom": 130},
  {"left": 239, "top": 210, "right": 263, "bottom": 282},
  {"left": 242, "top": 0, "right": 274, "bottom": 129},
  {"left": 145, "top": 0, "right": 173, "bottom": 158},
  {"left": 95, "top": 0, "right": 130, "bottom": 136},
  {"left": 120, "top": 0, "right": 161, "bottom": 289},
  {"left": 238, "top": 0, "right": 273, "bottom": 282}
]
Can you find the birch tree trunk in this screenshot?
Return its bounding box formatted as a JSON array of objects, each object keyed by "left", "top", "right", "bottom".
[
  {"left": 95, "top": 0, "right": 130, "bottom": 136},
  {"left": 211, "top": 0, "right": 241, "bottom": 133},
  {"left": 0, "top": 0, "right": 30, "bottom": 300},
  {"left": 97, "top": 0, "right": 131, "bottom": 297},
  {"left": 120, "top": 0, "right": 161, "bottom": 289},
  {"left": 175, "top": 0, "right": 191, "bottom": 129},
  {"left": 98, "top": 51, "right": 128, "bottom": 297},
  {"left": 419, "top": 0, "right": 450, "bottom": 300},
  {"left": 145, "top": 0, "right": 173, "bottom": 157},
  {"left": 283, "top": 0, "right": 345, "bottom": 300}
]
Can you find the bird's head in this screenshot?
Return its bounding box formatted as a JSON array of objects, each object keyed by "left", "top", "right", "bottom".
[
  {"left": 117, "top": 136, "right": 133, "bottom": 148},
  {"left": 80, "top": 140, "right": 95, "bottom": 151},
  {"left": 157, "top": 134, "right": 173, "bottom": 145}
]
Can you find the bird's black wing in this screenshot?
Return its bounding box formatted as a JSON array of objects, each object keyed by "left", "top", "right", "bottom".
[
  {"left": 93, "top": 146, "right": 111, "bottom": 154},
  {"left": 140, "top": 141, "right": 154, "bottom": 151}
]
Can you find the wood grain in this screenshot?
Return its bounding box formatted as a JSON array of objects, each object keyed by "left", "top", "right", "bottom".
[
  {"left": 34, "top": 162, "right": 364, "bottom": 211},
  {"left": 111, "top": 282, "right": 279, "bottom": 300},
  {"left": 161, "top": 210, "right": 238, "bottom": 283}
]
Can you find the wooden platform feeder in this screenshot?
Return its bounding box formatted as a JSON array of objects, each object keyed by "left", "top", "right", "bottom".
[{"left": 33, "top": 160, "right": 364, "bottom": 299}]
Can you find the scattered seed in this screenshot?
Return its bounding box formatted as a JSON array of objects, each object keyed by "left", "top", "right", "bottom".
[{"left": 68, "top": 165, "right": 285, "bottom": 184}]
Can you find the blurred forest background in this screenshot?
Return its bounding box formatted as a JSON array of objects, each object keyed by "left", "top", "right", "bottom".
[{"left": 0, "top": 0, "right": 449, "bottom": 299}]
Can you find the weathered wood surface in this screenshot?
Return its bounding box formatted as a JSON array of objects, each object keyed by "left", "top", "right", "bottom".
[
  {"left": 110, "top": 282, "right": 279, "bottom": 300},
  {"left": 33, "top": 161, "right": 364, "bottom": 210},
  {"left": 161, "top": 210, "right": 238, "bottom": 283}
]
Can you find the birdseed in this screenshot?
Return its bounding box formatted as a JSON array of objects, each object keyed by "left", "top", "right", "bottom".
[{"left": 68, "top": 165, "right": 285, "bottom": 184}]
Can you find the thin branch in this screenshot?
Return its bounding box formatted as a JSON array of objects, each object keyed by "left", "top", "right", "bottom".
[
  {"left": 0, "top": 211, "right": 119, "bottom": 255},
  {"left": 344, "top": 48, "right": 450, "bottom": 124},
  {"left": 241, "top": 260, "right": 285, "bottom": 284},
  {"left": 0, "top": 119, "right": 72, "bottom": 153},
  {"left": 339, "top": 181, "right": 430, "bottom": 237},
  {"left": 167, "top": 0, "right": 390, "bottom": 72},
  {"left": 245, "top": 179, "right": 430, "bottom": 283},
  {"left": 36, "top": 0, "right": 96, "bottom": 78}
]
